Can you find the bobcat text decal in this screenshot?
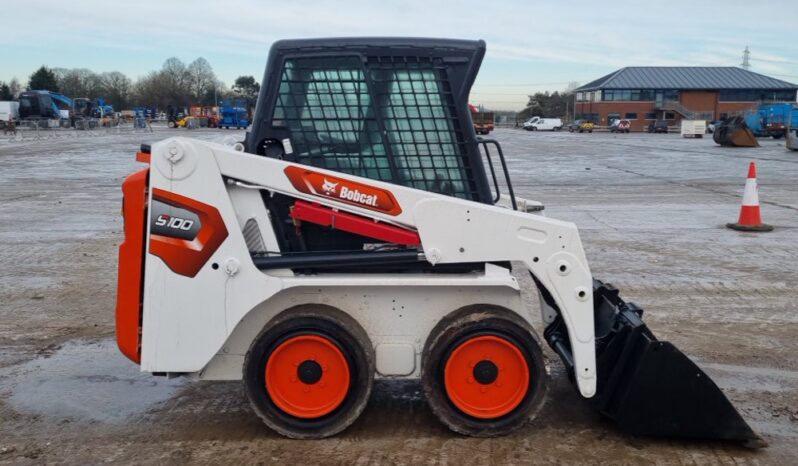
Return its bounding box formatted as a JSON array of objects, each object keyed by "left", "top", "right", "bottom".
[{"left": 284, "top": 166, "right": 402, "bottom": 216}]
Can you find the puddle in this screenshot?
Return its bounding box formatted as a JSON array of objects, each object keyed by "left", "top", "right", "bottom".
[{"left": 0, "top": 339, "right": 184, "bottom": 423}]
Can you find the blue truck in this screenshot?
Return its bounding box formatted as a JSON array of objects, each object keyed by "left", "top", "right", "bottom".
[{"left": 743, "top": 103, "right": 798, "bottom": 139}]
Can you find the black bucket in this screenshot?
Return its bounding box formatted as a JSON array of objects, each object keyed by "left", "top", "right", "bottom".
[{"left": 542, "top": 279, "right": 764, "bottom": 448}]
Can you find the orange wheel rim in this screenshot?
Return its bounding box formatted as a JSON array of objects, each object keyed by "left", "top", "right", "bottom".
[
  {"left": 265, "top": 334, "right": 350, "bottom": 418},
  {"left": 444, "top": 335, "right": 529, "bottom": 419}
]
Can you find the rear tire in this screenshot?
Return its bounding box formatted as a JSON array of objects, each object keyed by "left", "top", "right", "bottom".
[
  {"left": 243, "top": 305, "right": 375, "bottom": 439},
  {"left": 422, "top": 306, "right": 548, "bottom": 437}
]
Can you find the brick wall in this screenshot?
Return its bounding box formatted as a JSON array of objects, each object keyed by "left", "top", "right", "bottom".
[
  {"left": 680, "top": 91, "right": 718, "bottom": 114},
  {"left": 575, "top": 101, "right": 657, "bottom": 131},
  {"left": 717, "top": 102, "right": 759, "bottom": 118},
  {"left": 575, "top": 91, "right": 761, "bottom": 131}
]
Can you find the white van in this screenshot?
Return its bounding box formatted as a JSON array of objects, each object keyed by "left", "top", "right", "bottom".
[
  {"left": 0, "top": 101, "right": 19, "bottom": 123},
  {"left": 526, "top": 117, "right": 563, "bottom": 131},
  {"left": 522, "top": 116, "right": 540, "bottom": 129}
]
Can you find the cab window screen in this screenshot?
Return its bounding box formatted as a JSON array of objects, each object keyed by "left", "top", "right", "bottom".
[
  {"left": 273, "top": 57, "right": 391, "bottom": 180},
  {"left": 272, "top": 55, "right": 474, "bottom": 199},
  {"left": 368, "top": 56, "right": 471, "bottom": 198}
]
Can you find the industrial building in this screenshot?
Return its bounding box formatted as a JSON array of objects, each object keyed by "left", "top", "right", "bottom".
[{"left": 574, "top": 67, "right": 798, "bottom": 130}]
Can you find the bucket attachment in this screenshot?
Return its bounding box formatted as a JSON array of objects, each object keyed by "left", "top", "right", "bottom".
[
  {"left": 543, "top": 280, "right": 764, "bottom": 447},
  {"left": 713, "top": 117, "right": 760, "bottom": 147}
]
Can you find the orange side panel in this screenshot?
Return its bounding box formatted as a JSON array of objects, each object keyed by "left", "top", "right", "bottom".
[
  {"left": 135, "top": 151, "right": 151, "bottom": 164},
  {"left": 149, "top": 189, "right": 229, "bottom": 278},
  {"left": 116, "top": 168, "right": 149, "bottom": 364}
]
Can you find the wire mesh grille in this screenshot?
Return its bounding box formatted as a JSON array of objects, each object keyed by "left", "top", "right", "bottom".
[
  {"left": 272, "top": 55, "right": 475, "bottom": 199},
  {"left": 367, "top": 55, "right": 472, "bottom": 198}
]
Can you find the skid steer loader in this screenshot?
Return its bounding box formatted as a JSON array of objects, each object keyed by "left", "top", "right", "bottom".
[{"left": 116, "top": 38, "right": 762, "bottom": 445}]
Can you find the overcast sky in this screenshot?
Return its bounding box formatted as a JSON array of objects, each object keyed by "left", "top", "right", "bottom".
[{"left": 3, "top": 0, "right": 797, "bottom": 110}]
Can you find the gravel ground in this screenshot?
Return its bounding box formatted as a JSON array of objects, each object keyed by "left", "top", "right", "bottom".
[{"left": 0, "top": 127, "right": 796, "bottom": 464}]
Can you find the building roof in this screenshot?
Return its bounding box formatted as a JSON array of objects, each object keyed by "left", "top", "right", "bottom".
[{"left": 576, "top": 67, "right": 798, "bottom": 91}]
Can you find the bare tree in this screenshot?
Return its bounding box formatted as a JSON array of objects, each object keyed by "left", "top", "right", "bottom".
[
  {"left": 100, "top": 71, "right": 133, "bottom": 109},
  {"left": 8, "top": 78, "right": 21, "bottom": 98},
  {"left": 161, "top": 57, "right": 190, "bottom": 105},
  {"left": 133, "top": 71, "right": 170, "bottom": 108},
  {"left": 54, "top": 68, "right": 104, "bottom": 98},
  {"left": 187, "top": 58, "right": 217, "bottom": 105}
]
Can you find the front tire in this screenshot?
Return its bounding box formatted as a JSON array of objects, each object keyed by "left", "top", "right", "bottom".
[
  {"left": 244, "top": 305, "right": 375, "bottom": 439},
  {"left": 422, "top": 307, "right": 548, "bottom": 437}
]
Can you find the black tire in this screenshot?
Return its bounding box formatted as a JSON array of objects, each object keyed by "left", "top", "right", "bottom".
[
  {"left": 244, "top": 305, "right": 375, "bottom": 439},
  {"left": 422, "top": 306, "right": 548, "bottom": 437},
  {"left": 167, "top": 120, "right": 176, "bottom": 128},
  {"left": 588, "top": 130, "right": 593, "bottom": 133},
  {"left": 569, "top": 128, "right": 574, "bottom": 133}
]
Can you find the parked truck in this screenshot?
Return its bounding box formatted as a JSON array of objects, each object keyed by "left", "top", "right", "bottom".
[
  {"left": 744, "top": 103, "right": 798, "bottom": 139},
  {"left": 469, "top": 104, "right": 494, "bottom": 135}
]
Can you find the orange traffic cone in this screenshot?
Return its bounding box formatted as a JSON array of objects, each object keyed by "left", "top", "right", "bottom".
[{"left": 727, "top": 161, "right": 773, "bottom": 232}]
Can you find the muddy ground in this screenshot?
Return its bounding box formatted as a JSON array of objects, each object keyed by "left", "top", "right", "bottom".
[{"left": 1, "top": 127, "right": 796, "bottom": 465}]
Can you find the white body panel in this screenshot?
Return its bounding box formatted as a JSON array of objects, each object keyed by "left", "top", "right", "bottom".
[
  {"left": 681, "top": 120, "right": 706, "bottom": 137},
  {"left": 141, "top": 137, "right": 598, "bottom": 397},
  {"left": 0, "top": 101, "right": 19, "bottom": 121},
  {"left": 522, "top": 117, "right": 540, "bottom": 128}
]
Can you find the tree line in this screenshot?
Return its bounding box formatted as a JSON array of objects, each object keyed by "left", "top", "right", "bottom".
[
  {"left": 517, "top": 91, "right": 576, "bottom": 121},
  {"left": 0, "top": 58, "right": 261, "bottom": 111}
]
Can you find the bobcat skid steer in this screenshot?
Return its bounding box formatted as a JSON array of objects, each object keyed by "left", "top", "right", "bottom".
[{"left": 116, "top": 38, "right": 762, "bottom": 445}]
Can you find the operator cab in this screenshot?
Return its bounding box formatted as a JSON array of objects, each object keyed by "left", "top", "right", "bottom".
[{"left": 244, "top": 38, "right": 515, "bottom": 263}]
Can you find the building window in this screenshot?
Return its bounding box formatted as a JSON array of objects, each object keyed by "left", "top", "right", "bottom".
[
  {"left": 576, "top": 92, "right": 584, "bottom": 102},
  {"left": 625, "top": 112, "right": 638, "bottom": 120},
  {"left": 602, "top": 89, "right": 656, "bottom": 101},
  {"left": 645, "top": 112, "right": 657, "bottom": 120},
  {"left": 664, "top": 112, "right": 675, "bottom": 120},
  {"left": 663, "top": 90, "right": 679, "bottom": 101},
  {"left": 575, "top": 113, "right": 599, "bottom": 123},
  {"left": 719, "top": 113, "right": 729, "bottom": 121},
  {"left": 719, "top": 89, "right": 796, "bottom": 102}
]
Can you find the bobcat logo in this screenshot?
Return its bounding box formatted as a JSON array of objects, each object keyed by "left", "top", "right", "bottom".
[{"left": 321, "top": 179, "right": 338, "bottom": 195}]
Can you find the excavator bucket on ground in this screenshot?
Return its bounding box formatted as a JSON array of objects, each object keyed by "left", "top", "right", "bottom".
[
  {"left": 713, "top": 116, "right": 760, "bottom": 147},
  {"left": 544, "top": 280, "right": 764, "bottom": 447}
]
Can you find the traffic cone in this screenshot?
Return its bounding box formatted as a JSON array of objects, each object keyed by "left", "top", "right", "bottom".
[{"left": 726, "top": 161, "right": 773, "bottom": 232}]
